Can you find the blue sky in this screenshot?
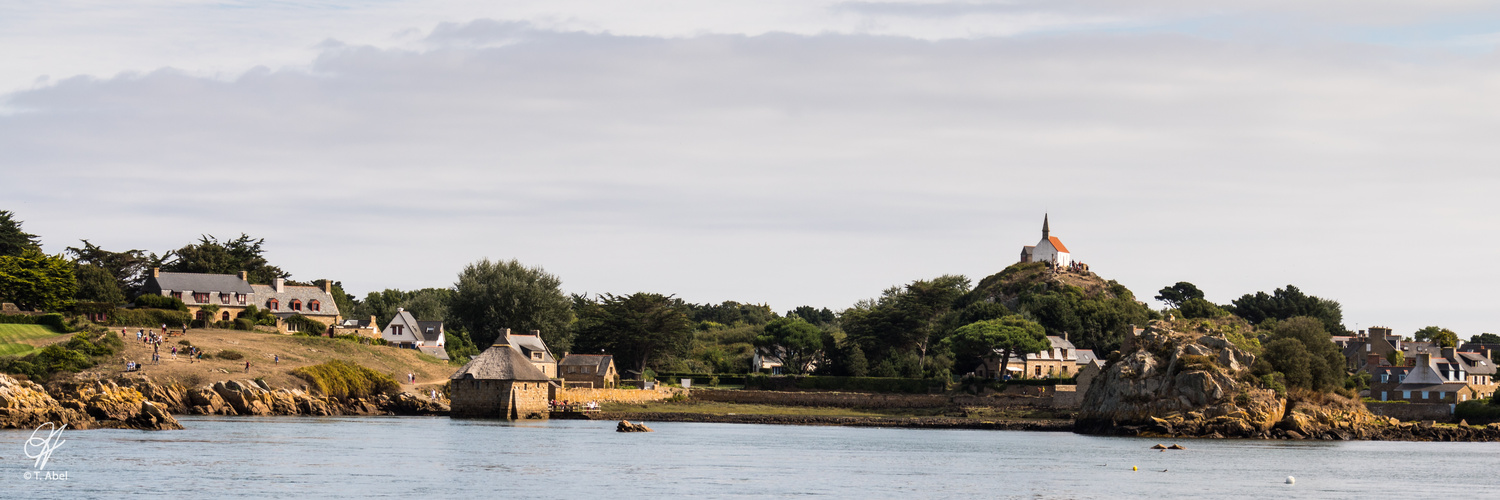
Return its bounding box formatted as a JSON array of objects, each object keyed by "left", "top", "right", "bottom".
[{"left": 4, "top": 1, "right": 1500, "bottom": 337}]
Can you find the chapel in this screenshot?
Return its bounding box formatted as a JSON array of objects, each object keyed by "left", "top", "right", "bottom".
[{"left": 1019, "top": 214, "right": 1072, "bottom": 266}]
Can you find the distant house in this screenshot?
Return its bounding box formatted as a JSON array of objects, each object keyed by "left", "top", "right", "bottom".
[
  {"left": 381, "top": 308, "right": 448, "bottom": 360},
  {"left": 141, "top": 268, "right": 341, "bottom": 334},
  {"left": 449, "top": 345, "right": 552, "bottom": 419},
  {"left": 334, "top": 316, "right": 380, "bottom": 338},
  {"left": 1018, "top": 214, "right": 1071, "bottom": 267},
  {"left": 972, "top": 335, "right": 1082, "bottom": 380},
  {"left": 504, "top": 329, "right": 557, "bottom": 378},
  {"left": 559, "top": 354, "right": 619, "bottom": 388},
  {"left": 1367, "top": 350, "right": 1496, "bottom": 406}
]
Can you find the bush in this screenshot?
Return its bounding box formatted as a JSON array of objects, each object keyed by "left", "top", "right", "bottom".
[
  {"left": 0, "top": 313, "right": 69, "bottom": 332},
  {"left": 216, "top": 350, "right": 245, "bottom": 360},
  {"left": 291, "top": 360, "right": 400, "bottom": 400},
  {"left": 107, "top": 308, "right": 190, "bottom": 328},
  {"left": 133, "top": 294, "right": 188, "bottom": 311},
  {"left": 1455, "top": 399, "right": 1500, "bottom": 424},
  {"left": 0, "top": 331, "right": 120, "bottom": 380},
  {"left": 177, "top": 340, "right": 192, "bottom": 346},
  {"left": 283, "top": 314, "right": 328, "bottom": 335}
]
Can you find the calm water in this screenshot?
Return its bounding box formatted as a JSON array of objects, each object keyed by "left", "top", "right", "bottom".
[{"left": 2, "top": 416, "right": 1497, "bottom": 499}]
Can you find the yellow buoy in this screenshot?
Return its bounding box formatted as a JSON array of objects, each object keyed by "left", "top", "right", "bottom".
[{"left": 1132, "top": 466, "right": 1138, "bottom": 471}]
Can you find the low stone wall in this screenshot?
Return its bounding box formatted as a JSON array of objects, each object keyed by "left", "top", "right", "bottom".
[
  {"left": 1051, "top": 385, "right": 1080, "bottom": 409},
  {"left": 1366, "top": 402, "right": 1453, "bottom": 422},
  {"left": 692, "top": 389, "right": 951, "bottom": 408},
  {"left": 558, "top": 387, "right": 681, "bottom": 404}
]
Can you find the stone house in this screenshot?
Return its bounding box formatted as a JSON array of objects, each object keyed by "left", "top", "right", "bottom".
[
  {"left": 1341, "top": 327, "right": 1401, "bottom": 372},
  {"left": 381, "top": 308, "right": 448, "bottom": 360},
  {"left": 559, "top": 354, "right": 619, "bottom": 388},
  {"left": 971, "top": 335, "right": 1084, "bottom": 380},
  {"left": 504, "top": 329, "right": 557, "bottom": 378},
  {"left": 1367, "top": 351, "right": 1493, "bottom": 406},
  {"left": 333, "top": 316, "right": 380, "bottom": 338},
  {"left": 140, "top": 268, "right": 341, "bottom": 333},
  {"left": 449, "top": 345, "right": 552, "bottom": 419}
]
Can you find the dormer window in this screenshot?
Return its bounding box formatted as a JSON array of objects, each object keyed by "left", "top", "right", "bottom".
[
  {"left": 269, "top": 299, "right": 280, "bottom": 311},
  {"left": 238, "top": 293, "right": 246, "bottom": 305},
  {"left": 309, "top": 300, "right": 320, "bottom": 312},
  {"left": 532, "top": 352, "right": 542, "bottom": 360},
  {"left": 220, "top": 293, "right": 230, "bottom": 304},
  {"left": 290, "top": 299, "right": 302, "bottom": 311},
  {"left": 171, "top": 291, "right": 182, "bottom": 300},
  {"left": 193, "top": 292, "right": 210, "bottom": 303}
]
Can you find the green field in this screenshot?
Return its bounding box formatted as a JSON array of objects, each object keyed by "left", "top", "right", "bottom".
[{"left": 0, "top": 324, "right": 62, "bottom": 356}]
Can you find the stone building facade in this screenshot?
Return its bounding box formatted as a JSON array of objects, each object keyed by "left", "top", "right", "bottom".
[{"left": 449, "top": 345, "right": 551, "bottom": 419}]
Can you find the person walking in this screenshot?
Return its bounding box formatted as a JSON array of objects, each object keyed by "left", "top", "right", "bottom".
[
  {"left": 245, "top": 361, "right": 251, "bottom": 373},
  {"left": 274, "top": 354, "right": 279, "bottom": 364}
]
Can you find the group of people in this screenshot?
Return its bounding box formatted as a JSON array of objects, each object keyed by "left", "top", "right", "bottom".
[
  {"left": 549, "top": 400, "right": 600, "bottom": 412},
  {"left": 1044, "top": 260, "right": 1091, "bottom": 274}
]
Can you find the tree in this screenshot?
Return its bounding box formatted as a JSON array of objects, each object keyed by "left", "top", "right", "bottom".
[
  {"left": 161, "top": 234, "right": 290, "bottom": 284},
  {"left": 1155, "top": 282, "right": 1204, "bottom": 309},
  {"left": 0, "top": 249, "right": 77, "bottom": 311},
  {"left": 841, "top": 275, "right": 970, "bottom": 377},
  {"left": 755, "top": 317, "right": 825, "bottom": 374},
  {"left": 74, "top": 263, "right": 126, "bottom": 304},
  {"left": 787, "top": 306, "right": 837, "bottom": 325},
  {"left": 65, "top": 240, "right": 150, "bottom": 297},
  {"left": 943, "top": 317, "right": 1050, "bottom": 378},
  {"left": 572, "top": 292, "right": 694, "bottom": 373},
  {"left": 449, "top": 259, "right": 574, "bottom": 351},
  {"left": 1414, "top": 326, "right": 1459, "bottom": 348},
  {"left": 327, "top": 281, "right": 357, "bottom": 320},
  {"left": 1228, "top": 285, "right": 1346, "bottom": 335},
  {"left": 0, "top": 210, "right": 41, "bottom": 258},
  {"left": 1386, "top": 349, "right": 1404, "bottom": 367},
  {"left": 1252, "top": 316, "right": 1345, "bottom": 392},
  {"left": 1178, "top": 297, "right": 1227, "bottom": 319},
  {"left": 1470, "top": 333, "right": 1500, "bottom": 344}
]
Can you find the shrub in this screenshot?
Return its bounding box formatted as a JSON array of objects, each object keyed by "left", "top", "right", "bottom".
[
  {"left": 0, "top": 331, "right": 120, "bottom": 380},
  {"left": 1455, "top": 399, "right": 1500, "bottom": 424},
  {"left": 216, "top": 350, "right": 245, "bottom": 360},
  {"left": 177, "top": 340, "right": 192, "bottom": 346},
  {"left": 291, "top": 360, "right": 400, "bottom": 400},
  {"left": 107, "top": 308, "right": 190, "bottom": 328},
  {"left": 283, "top": 314, "right": 328, "bottom": 335},
  {"left": 134, "top": 294, "right": 188, "bottom": 311},
  {"left": 1261, "top": 373, "right": 1287, "bottom": 398}
]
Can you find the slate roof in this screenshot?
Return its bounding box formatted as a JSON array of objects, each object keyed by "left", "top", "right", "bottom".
[
  {"left": 506, "top": 334, "right": 556, "bottom": 363},
  {"left": 250, "top": 284, "right": 340, "bottom": 317},
  {"left": 418, "top": 345, "right": 450, "bottom": 361},
  {"left": 1048, "top": 336, "right": 1077, "bottom": 351},
  {"left": 560, "top": 354, "right": 613, "bottom": 371},
  {"left": 1075, "top": 349, "right": 1098, "bottom": 365},
  {"left": 147, "top": 272, "right": 255, "bottom": 294},
  {"left": 450, "top": 345, "right": 550, "bottom": 381},
  {"left": 416, "top": 321, "right": 444, "bottom": 343},
  {"left": 1457, "top": 352, "right": 1496, "bottom": 375}
]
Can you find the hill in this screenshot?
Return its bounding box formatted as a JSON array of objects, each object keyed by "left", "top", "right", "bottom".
[{"left": 962, "top": 262, "right": 1156, "bottom": 354}]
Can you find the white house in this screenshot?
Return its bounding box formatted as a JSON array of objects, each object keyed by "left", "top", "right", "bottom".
[
  {"left": 381, "top": 308, "right": 448, "bottom": 360},
  {"left": 1019, "top": 214, "right": 1072, "bottom": 267}
]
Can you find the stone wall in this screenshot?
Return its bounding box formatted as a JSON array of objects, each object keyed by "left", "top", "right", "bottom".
[
  {"left": 1366, "top": 402, "right": 1453, "bottom": 422},
  {"left": 558, "top": 387, "right": 682, "bottom": 404},
  {"left": 514, "top": 381, "right": 550, "bottom": 419},
  {"left": 1051, "top": 385, "right": 1080, "bottom": 409},
  {"left": 450, "top": 379, "right": 511, "bottom": 418},
  {"left": 692, "top": 389, "right": 951, "bottom": 408}
]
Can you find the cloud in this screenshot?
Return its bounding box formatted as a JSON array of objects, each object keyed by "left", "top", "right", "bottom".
[{"left": 5, "top": 18, "right": 1500, "bottom": 335}]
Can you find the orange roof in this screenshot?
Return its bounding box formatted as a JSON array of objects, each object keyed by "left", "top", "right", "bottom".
[{"left": 1047, "top": 236, "right": 1070, "bottom": 253}]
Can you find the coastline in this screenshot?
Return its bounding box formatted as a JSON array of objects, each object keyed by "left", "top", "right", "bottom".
[{"left": 589, "top": 411, "right": 1075, "bottom": 431}]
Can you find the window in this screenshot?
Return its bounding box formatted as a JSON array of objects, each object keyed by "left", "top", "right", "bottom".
[
  {"left": 193, "top": 292, "right": 210, "bottom": 303},
  {"left": 393, "top": 325, "right": 404, "bottom": 336},
  {"left": 532, "top": 352, "right": 542, "bottom": 360},
  {"left": 171, "top": 292, "right": 182, "bottom": 300},
  {"left": 290, "top": 299, "right": 302, "bottom": 311},
  {"left": 287, "top": 320, "right": 299, "bottom": 333},
  {"left": 1403, "top": 391, "right": 1411, "bottom": 399},
  {"left": 1380, "top": 391, "right": 1387, "bottom": 401},
  {"left": 220, "top": 293, "right": 230, "bottom": 304},
  {"left": 221, "top": 311, "right": 230, "bottom": 321},
  {"left": 1380, "top": 374, "right": 1388, "bottom": 383},
  {"left": 309, "top": 300, "right": 320, "bottom": 312},
  {"left": 237, "top": 294, "right": 246, "bottom": 305},
  {"left": 1421, "top": 391, "right": 1429, "bottom": 399},
  {"left": 269, "top": 299, "right": 279, "bottom": 311},
  {"left": 196, "top": 311, "right": 208, "bottom": 320},
  {"left": 1398, "top": 374, "right": 1406, "bottom": 382}
]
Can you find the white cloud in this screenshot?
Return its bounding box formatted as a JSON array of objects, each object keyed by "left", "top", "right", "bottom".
[{"left": 5, "top": 8, "right": 1500, "bottom": 336}]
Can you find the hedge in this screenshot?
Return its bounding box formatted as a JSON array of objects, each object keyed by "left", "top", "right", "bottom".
[
  {"left": 656, "top": 372, "right": 748, "bottom": 386},
  {"left": 106, "top": 308, "right": 190, "bottom": 328},
  {"left": 133, "top": 294, "right": 188, "bottom": 311},
  {"left": 744, "top": 374, "right": 948, "bottom": 394},
  {"left": 0, "top": 313, "right": 69, "bottom": 332}
]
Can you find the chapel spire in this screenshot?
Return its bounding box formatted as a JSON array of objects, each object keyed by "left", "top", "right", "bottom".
[{"left": 1042, "top": 213, "right": 1050, "bottom": 239}]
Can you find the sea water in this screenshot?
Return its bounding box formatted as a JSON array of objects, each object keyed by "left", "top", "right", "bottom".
[{"left": 2, "top": 416, "right": 1496, "bottom": 499}]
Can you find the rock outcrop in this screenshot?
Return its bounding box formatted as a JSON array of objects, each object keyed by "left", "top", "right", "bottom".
[
  {"left": 0, "top": 375, "right": 181, "bottom": 430},
  {"left": 617, "top": 420, "right": 653, "bottom": 432},
  {"left": 0, "top": 374, "right": 94, "bottom": 429},
  {"left": 109, "top": 376, "right": 448, "bottom": 417},
  {"left": 1077, "top": 319, "right": 1396, "bottom": 440}
]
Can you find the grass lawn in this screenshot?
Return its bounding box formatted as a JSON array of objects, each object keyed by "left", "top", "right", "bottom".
[{"left": 0, "top": 324, "right": 63, "bottom": 356}]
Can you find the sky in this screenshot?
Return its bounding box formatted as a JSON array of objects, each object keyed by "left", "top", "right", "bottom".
[{"left": 5, "top": 1, "right": 1500, "bottom": 338}]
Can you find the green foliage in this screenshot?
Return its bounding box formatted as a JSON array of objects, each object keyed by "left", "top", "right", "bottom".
[
  {"left": 1155, "top": 282, "right": 1204, "bottom": 309},
  {"left": 841, "top": 274, "right": 971, "bottom": 376},
  {"left": 160, "top": 234, "right": 290, "bottom": 284},
  {"left": 1346, "top": 371, "right": 1371, "bottom": 391},
  {"left": 106, "top": 308, "right": 190, "bottom": 328},
  {"left": 1252, "top": 317, "right": 1345, "bottom": 392},
  {"left": 1386, "top": 350, "right": 1405, "bottom": 367},
  {"left": 450, "top": 258, "right": 574, "bottom": 351},
  {"left": 236, "top": 305, "right": 276, "bottom": 327},
  {"left": 327, "top": 281, "right": 357, "bottom": 321},
  {"left": 685, "top": 301, "right": 776, "bottom": 326},
  {"left": 1414, "top": 326, "right": 1459, "bottom": 348},
  {"left": 786, "top": 306, "right": 836, "bottom": 325},
  {"left": 1471, "top": 333, "right": 1500, "bottom": 344},
  {"left": 1260, "top": 373, "right": 1287, "bottom": 398},
  {"left": 216, "top": 349, "right": 245, "bottom": 360},
  {"left": 959, "top": 264, "right": 1154, "bottom": 356},
  {"left": 290, "top": 360, "right": 400, "bottom": 400},
  {"left": 0, "top": 313, "right": 69, "bottom": 332},
  {"left": 1228, "top": 285, "right": 1346, "bottom": 335},
  {"left": 0, "top": 210, "right": 41, "bottom": 258},
  {"left": 282, "top": 314, "right": 328, "bottom": 335},
  {"left": 73, "top": 263, "right": 126, "bottom": 305},
  {"left": 744, "top": 374, "right": 946, "bottom": 394},
  {"left": 1454, "top": 400, "right": 1500, "bottom": 424},
  {"left": 443, "top": 326, "right": 481, "bottom": 364},
  {"left": 1177, "top": 298, "right": 1228, "bottom": 319},
  {"left": 0, "top": 331, "right": 120, "bottom": 380},
  {"left": 134, "top": 293, "right": 188, "bottom": 311},
  {"left": 65, "top": 240, "right": 150, "bottom": 298},
  {"left": 572, "top": 292, "right": 694, "bottom": 373},
  {"left": 754, "top": 317, "right": 824, "bottom": 375},
  {"left": 0, "top": 249, "right": 78, "bottom": 311},
  {"left": 943, "top": 316, "right": 1049, "bottom": 376}
]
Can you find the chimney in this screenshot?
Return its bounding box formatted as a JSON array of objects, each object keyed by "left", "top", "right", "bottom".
[
  {"left": 531, "top": 329, "right": 541, "bottom": 335},
  {"left": 396, "top": 307, "right": 404, "bottom": 313},
  {"left": 152, "top": 267, "right": 160, "bottom": 278},
  {"left": 1416, "top": 351, "right": 1430, "bottom": 368},
  {"left": 500, "top": 328, "right": 511, "bottom": 340},
  {"left": 322, "top": 280, "right": 332, "bottom": 294},
  {"left": 274, "top": 277, "right": 285, "bottom": 293},
  {"left": 1367, "top": 352, "right": 1383, "bottom": 368},
  {"left": 239, "top": 271, "right": 248, "bottom": 281}
]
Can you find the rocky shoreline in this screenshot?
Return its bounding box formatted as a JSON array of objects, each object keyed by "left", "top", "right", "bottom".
[{"left": 0, "top": 373, "right": 449, "bottom": 431}]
